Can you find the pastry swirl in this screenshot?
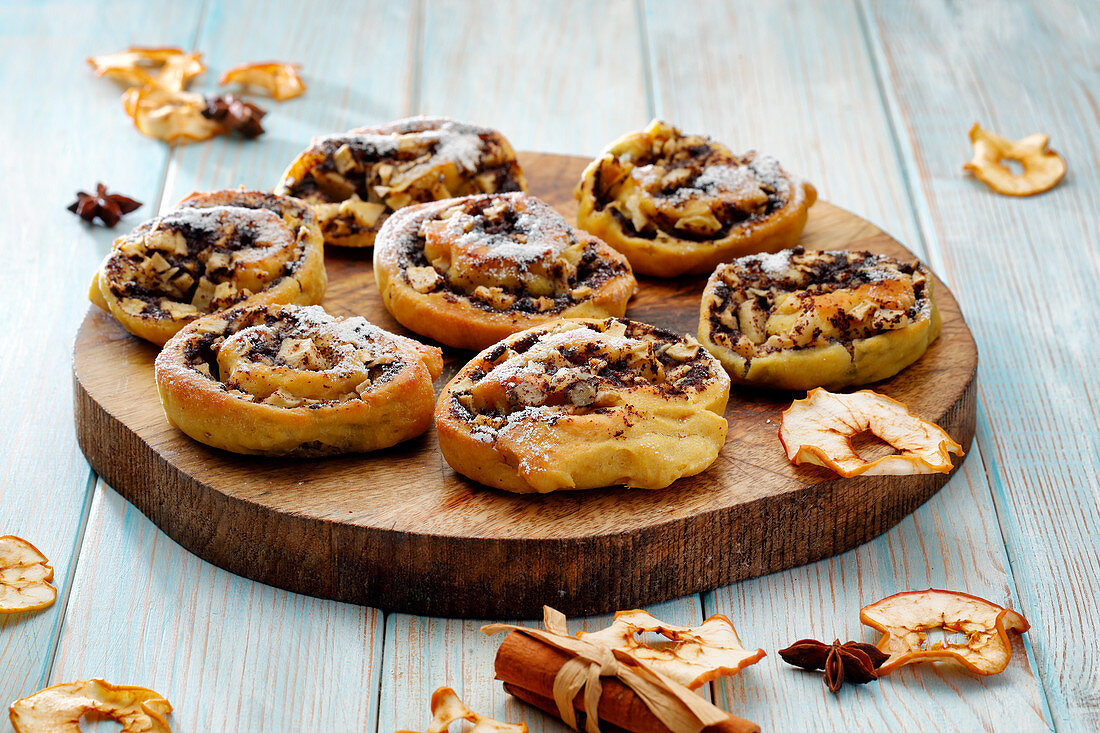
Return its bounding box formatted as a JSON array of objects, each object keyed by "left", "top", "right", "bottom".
[
  {"left": 575, "top": 120, "right": 816, "bottom": 277},
  {"left": 374, "top": 192, "right": 636, "bottom": 350},
  {"left": 89, "top": 190, "right": 326, "bottom": 345},
  {"left": 155, "top": 304, "right": 443, "bottom": 456},
  {"left": 276, "top": 116, "right": 527, "bottom": 248},
  {"left": 435, "top": 318, "right": 730, "bottom": 493},
  {"left": 698, "top": 247, "right": 941, "bottom": 390}
]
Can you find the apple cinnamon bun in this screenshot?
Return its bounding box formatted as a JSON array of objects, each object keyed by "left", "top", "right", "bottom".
[
  {"left": 435, "top": 318, "right": 730, "bottom": 493},
  {"left": 698, "top": 247, "right": 941, "bottom": 390},
  {"left": 89, "top": 190, "right": 326, "bottom": 345},
  {"left": 374, "top": 192, "right": 636, "bottom": 350},
  {"left": 276, "top": 116, "right": 527, "bottom": 248},
  {"left": 575, "top": 120, "right": 816, "bottom": 277},
  {"left": 155, "top": 304, "right": 443, "bottom": 456}
]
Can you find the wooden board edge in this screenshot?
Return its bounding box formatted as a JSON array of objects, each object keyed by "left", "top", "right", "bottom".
[{"left": 71, "top": 342, "right": 976, "bottom": 618}]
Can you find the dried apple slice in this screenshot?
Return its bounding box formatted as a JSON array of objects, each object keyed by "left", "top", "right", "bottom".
[
  {"left": 87, "top": 47, "right": 205, "bottom": 92},
  {"left": 220, "top": 62, "right": 306, "bottom": 101},
  {"left": 860, "top": 589, "right": 1030, "bottom": 675},
  {"left": 963, "top": 123, "right": 1066, "bottom": 196},
  {"left": 122, "top": 87, "right": 224, "bottom": 144},
  {"left": 779, "top": 388, "right": 963, "bottom": 477},
  {"left": 396, "top": 687, "right": 527, "bottom": 733},
  {"left": 578, "top": 609, "right": 765, "bottom": 689},
  {"left": 9, "top": 679, "right": 172, "bottom": 733},
  {"left": 0, "top": 536, "right": 56, "bottom": 613}
]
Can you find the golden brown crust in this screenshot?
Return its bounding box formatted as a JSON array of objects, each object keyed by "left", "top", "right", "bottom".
[
  {"left": 374, "top": 192, "right": 637, "bottom": 350},
  {"left": 275, "top": 116, "right": 528, "bottom": 248},
  {"left": 435, "top": 318, "right": 729, "bottom": 493},
  {"left": 90, "top": 190, "right": 326, "bottom": 345},
  {"left": 575, "top": 120, "right": 816, "bottom": 277},
  {"left": 698, "top": 247, "right": 941, "bottom": 390},
  {"left": 155, "top": 304, "right": 443, "bottom": 456}
]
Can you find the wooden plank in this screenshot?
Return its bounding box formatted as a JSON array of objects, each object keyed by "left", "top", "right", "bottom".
[
  {"left": 377, "top": 596, "right": 707, "bottom": 733},
  {"left": 49, "top": 483, "right": 384, "bottom": 731},
  {"left": 643, "top": 0, "right": 1051, "bottom": 729},
  {"left": 417, "top": 0, "right": 651, "bottom": 156},
  {"left": 46, "top": 0, "right": 415, "bottom": 728},
  {"left": 863, "top": 1, "right": 1100, "bottom": 728},
  {"left": 375, "top": 1, "right": 708, "bottom": 726},
  {"left": 0, "top": 0, "right": 204, "bottom": 710}
]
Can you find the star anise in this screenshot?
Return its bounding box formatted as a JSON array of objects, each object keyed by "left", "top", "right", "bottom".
[
  {"left": 779, "top": 638, "right": 889, "bottom": 693},
  {"left": 202, "top": 94, "right": 266, "bottom": 138},
  {"left": 67, "top": 183, "right": 142, "bottom": 227}
]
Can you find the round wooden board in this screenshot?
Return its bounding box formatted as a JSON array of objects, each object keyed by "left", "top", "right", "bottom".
[{"left": 73, "top": 152, "right": 977, "bottom": 619}]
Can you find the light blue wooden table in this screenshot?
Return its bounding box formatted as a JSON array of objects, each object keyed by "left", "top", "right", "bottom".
[{"left": 2, "top": 1, "right": 1096, "bottom": 730}]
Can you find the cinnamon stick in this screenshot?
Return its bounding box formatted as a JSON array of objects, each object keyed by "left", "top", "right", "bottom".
[{"left": 493, "top": 631, "right": 759, "bottom": 733}]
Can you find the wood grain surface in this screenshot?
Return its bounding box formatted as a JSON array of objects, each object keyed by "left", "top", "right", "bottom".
[
  {"left": 644, "top": 1, "right": 1049, "bottom": 728},
  {"left": 6, "top": 0, "right": 1093, "bottom": 730},
  {"left": 863, "top": 1, "right": 1100, "bottom": 727},
  {"left": 72, "top": 152, "right": 977, "bottom": 618}
]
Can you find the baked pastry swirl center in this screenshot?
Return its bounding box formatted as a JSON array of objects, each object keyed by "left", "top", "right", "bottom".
[
  {"left": 90, "top": 190, "right": 326, "bottom": 345},
  {"left": 435, "top": 318, "right": 730, "bottom": 492},
  {"left": 699, "top": 247, "right": 941, "bottom": 390},
  {"left": 374, "top": 193, "right": 635, "bottom": 350},
  {"left": 156, "top": 304, "right": 442, "bottom": 455},
  {"left": 215, "top": 318, "right": 398, "bottom": 407},
  {"left": 276, "top": 116, "right": 527, "bottom": 248},
  {"left": 614, "top": 149, "right": 789, "bottom": 242},
  {"left": 575, "top": 120, "right": 816, "bottom": 276}
]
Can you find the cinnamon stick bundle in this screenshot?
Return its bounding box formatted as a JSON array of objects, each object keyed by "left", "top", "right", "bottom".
[{"left": 493, "top": 631, "right": 759, "bottom": 733}]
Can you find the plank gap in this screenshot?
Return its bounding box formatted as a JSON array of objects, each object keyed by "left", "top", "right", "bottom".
[{"left": 41, "top": 471, "right": 99, "bottom": 688}]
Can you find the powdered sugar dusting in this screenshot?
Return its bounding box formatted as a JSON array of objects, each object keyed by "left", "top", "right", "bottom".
[
  {"left": 159, "top": 205, "right": 291, "bottom": 246},
  {"left": 741, "top": 249, "right": 794, "bottom": 277},
  {"left": 428, "top": 121, "right": 486, "bottom": 171}
]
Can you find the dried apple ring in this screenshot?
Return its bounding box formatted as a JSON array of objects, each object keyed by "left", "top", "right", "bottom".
[
  {"left": 276, "top": 116, "right": 527, "bottom": 247},
  {"left": 779, "top": 388, "right": 963, "bottom": 477},
  {"left": 575, "top": 120, "right": 816, "bottom": 277},
  {"left": 374, "top": 192, "right": 636, "bottom": 350},
  {"left": 87, "top": 47, "right": 205, "bottom": 92},
  {"left": 121, "top": 87, "right": 223, "bottom": 144},
  {"left": 436, "top": 318, "right": 730, "bottom": 493},
  {"left": 860, "top": 589, "right": 1030, "bottom": 675},
  {"left": 0, "top": 536, "right": 56, "bottom": 614},
  {"left": 220, "top": 61, "right": 306, "bottom": 101},
  {"left": 397, "top": 687, "right": 527, "bottom": 733},
  {"left": 963, "top": 123, "right": 1066, "bottom": 197},
  {"left": 578, "top": 610, "right": 765, "bottom": 689},
  {"left": 9, "top": 678, "right": 172, "bottom": 733},
  {"left": 156, "top": 304, "right": 443, "bottom": 456},
  {"left": 90, "top": 190, "right": 326, "bottom": 345},
  {"left": 699, "top": 247, "right": 941, "bottom": 390}
]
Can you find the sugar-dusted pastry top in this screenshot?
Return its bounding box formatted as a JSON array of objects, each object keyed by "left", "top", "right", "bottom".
[
  {"left": 576, "top": 120, "right": 816, "bottom": 277},
  {"left": 453, "top": 320, "right": 715, "bottom": 430},
  {"left": 156, "top": 304, "right": 443, "bottom": 456},
  {"left": 175, "top": 305, "right": 424, "bottom": 408},
  {"left": 436, "top": 318, "right": 730, "bottom": 492},
  {"left": 699, "top": 247, "right": 940, "bottom": 390},
  {"left": 594, "top": 136, "right": 790, "bottom": 242},
  {"left": 90, "top": 190, "right": 325, "bottom": 344},
  {"left": 379, "top": 193, "right": 633, "bottom": 315},
  {"left": 276, "top": 116, "right": 527, "bottom": 247}
]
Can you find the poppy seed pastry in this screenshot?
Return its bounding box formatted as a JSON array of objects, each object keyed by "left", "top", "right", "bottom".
[
  {"left": 155, "top": 304, "right": 443, "bottom": 456},
  {"left": 89, "top": 189, "right": 326, "bottom": 345},
  {"left": 374, "top": 192, "right": 637, "bottom": 350},
  {"left": 698, "top": 247, "right": 941, "bottom": 390},
  {"left": 276, "top": 116, "right": 527, "bottom": 247},
  {"left": 435, "top": 318, "right": 730, "bottom": 493},
  {"left": 575, "top": 120, "right": 816, "bottom": 277}
]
